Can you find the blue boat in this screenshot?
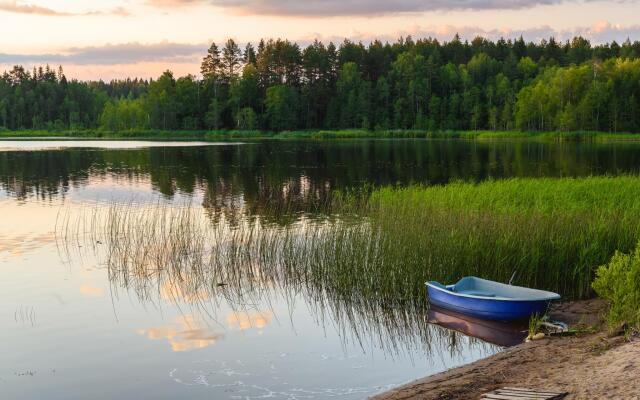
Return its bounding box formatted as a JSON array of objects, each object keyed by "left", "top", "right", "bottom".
[{"left": 426, "top": 276, "right": 561, "bottom": 321}]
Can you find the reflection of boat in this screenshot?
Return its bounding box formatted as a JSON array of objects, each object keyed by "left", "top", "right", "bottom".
[
  {"left": 427, "top": 305, "right": 528, "bottom": 347},
  {"left": 426, "top": 277, "right": 561, "bottom": 321}
]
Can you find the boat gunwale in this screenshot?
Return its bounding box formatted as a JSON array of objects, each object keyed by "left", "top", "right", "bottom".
[{"left": 425, "top": 280, "right": 561, "bottom": 302}]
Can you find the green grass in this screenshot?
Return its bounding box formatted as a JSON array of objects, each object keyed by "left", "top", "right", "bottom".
[
  {"left": 346, "top": 177, "right": 640, "bottom": 301},
  {"left": 528, "top": 313, "right": 544, "bottom": 338},
  {"left": 3, "top": 128, "right": 640, "bottom": 141}
]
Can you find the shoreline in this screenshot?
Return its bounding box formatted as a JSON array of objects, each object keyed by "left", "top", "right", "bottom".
[
  {"left": 375, "top": 299, "right": 640, "bottom": 400},
  {"left": 3, "top": 129, "right": 640, "bottom": 142}
]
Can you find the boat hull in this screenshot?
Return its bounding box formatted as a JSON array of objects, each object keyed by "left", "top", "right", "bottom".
[{"left": 427, "top": 284, "right": 553, "bottom": 321}]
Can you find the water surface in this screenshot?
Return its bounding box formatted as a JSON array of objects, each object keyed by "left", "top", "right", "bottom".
[{"left": 1, "top": 139, "right": 639, "bottom": 399}]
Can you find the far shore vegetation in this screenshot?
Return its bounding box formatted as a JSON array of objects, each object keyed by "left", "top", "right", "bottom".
[
  {"left": 4, "top": 129, "right": 640, "bottom": 142},
  {"left": 2, "top": 35, "right": 640, "bottom": 136}
]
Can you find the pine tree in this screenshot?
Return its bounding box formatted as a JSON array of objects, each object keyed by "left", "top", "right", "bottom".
[
  {"left": 201, "top": 42, "right": 222, "bottom": 79},
  {"left": 244, "top": 43, "right": 257, "bottom": 65},
  {"left": 221, "top": 39, "right": 242, "bottom": 82}
]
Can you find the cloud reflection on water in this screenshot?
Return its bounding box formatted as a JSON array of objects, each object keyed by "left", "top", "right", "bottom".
[
  {"left": 79, "top": 283, "right": 106, "bottom": 298},
  {"left": 137, "top": 314, "right": 224, "bottom": 352},
  {"left": 0, "top": 232, "right": 56, "bottom": 259},
  {"left": 226, "top": 311, "right": 273, "bottom": 331},
  {"left": 160, "top": 279, "right": 211, "bottom": 303}
]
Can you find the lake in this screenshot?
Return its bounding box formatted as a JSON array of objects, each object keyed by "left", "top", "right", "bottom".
[{"left": 1, "top": 139, "right": 639, "bottom": 399}]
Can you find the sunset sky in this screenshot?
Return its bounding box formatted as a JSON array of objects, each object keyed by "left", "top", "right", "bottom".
[{"left": 1, "top": 0, "right": 640, "bottom": 80}]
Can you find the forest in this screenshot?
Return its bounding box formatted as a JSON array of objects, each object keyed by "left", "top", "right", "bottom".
[{"left": 1, "top": 35, "right": 640, "bottom": 133}]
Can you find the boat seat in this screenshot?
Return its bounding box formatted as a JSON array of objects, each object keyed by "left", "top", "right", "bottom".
[{"left": 456, "top": 290, "right": 496, "bottom": 297}]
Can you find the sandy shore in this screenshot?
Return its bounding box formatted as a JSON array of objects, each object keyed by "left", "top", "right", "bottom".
[{"left": 375, "top": 299, "right": 640, "bottom": 400}]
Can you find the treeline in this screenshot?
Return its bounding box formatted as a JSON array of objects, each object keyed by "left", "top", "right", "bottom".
[{"left": 2, "top": 35, "right": 640, "bottom": 132}]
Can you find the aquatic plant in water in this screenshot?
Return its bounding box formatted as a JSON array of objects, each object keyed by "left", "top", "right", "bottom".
[
  {"left": 57, "top": 176, "right": 640, "bottom": 354},
  {"left": 57, "top": 202, "right": 496, "bottom": 358}
]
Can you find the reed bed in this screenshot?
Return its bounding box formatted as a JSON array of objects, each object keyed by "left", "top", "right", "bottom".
[
  {"left": 57, "top": 176, "right": 640, "bottom": 353},
  {"left": 58, "top": 203, "right": 491, "bottom": 357},
  {"left": 60, "top": 176, "right": 640, "bottom": 303},
  {"left": 356, "top": 176, "right": 640, "bottom": 300}
]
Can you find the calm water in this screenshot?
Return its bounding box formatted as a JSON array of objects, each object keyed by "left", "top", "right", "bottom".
[{"left": 1, "top": 139, "right": 639, "bottom": 399}]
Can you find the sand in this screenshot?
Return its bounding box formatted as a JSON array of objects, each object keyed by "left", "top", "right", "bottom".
[{"left": 374, "top": 299, "right": 640, "bottom": 400}]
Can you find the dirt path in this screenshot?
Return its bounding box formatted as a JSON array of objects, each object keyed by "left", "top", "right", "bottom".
[{"left": 374, "top": 300, "right": 640, "bottom": 400}]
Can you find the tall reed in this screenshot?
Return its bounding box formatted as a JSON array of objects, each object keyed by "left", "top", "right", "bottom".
[
  {"left": 58, "top": 204, "right": 498, "bottom": 356},
  {"left": 355, "top": 176, "right": 640, "bottom": 299},
  {"left": 58, "top": 176, "right": 640, "bottom": 352}
]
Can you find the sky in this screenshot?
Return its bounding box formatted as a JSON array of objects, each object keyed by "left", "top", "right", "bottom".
[{"left": 1, "top": 0, "right": 640, "bottom": 80}]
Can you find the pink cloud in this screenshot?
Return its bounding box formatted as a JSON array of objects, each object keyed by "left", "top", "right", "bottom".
[
  {"left": 145, "top": 0, "right": 608, "bottom": 16},
  {"left": 0, "top": 1, "right": 129, "bottom": 17}
]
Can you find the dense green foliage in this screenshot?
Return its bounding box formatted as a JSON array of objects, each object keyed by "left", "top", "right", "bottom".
[
  {"left": 7, "top": 128, "right": 640, "bottom": 141},
  {"left": 3, "top": 36, "right": 640, "bottom": 133},
  {"left": 592, "top": 243, "right": 640, "bottom": 332},
  {"left": 331, "top": 177, "right": 640, "bottom": 301}
]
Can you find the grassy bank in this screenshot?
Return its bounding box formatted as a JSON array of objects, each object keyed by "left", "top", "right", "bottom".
[{"left": 3, "top": 128, "right": 640, "bottom": 141}]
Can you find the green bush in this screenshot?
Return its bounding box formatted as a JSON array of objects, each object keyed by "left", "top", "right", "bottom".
[{"left": 592, "top": 243, "right": 640, "bottom": 331}]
